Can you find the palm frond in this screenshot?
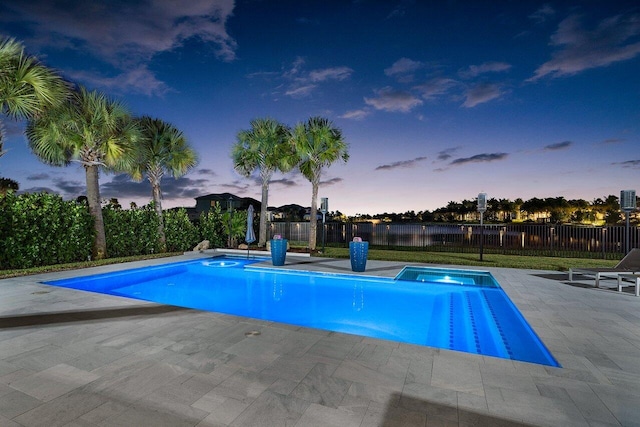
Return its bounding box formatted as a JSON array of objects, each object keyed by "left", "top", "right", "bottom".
[{"left": 0, "top": 37, "right": 69, "bottom": 120}]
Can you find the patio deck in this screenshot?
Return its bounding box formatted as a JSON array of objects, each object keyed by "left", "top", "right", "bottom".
[{"left": 0, "top": 252, "right": 639, "bottom": 426}]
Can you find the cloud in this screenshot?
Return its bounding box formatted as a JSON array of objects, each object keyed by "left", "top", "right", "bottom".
[
  {"left": 26, "top": 173, "right": 51, "bottom": 181},
  {"left": 2, "top": 0, "right": 236, "bottom": 94},
  {"left": 462, "top": 83, "right": 504, "bottom": 107},
  {"left": 52, "top": 178, "right": 85, "bottom": 196},
  {"left": 285, "top": 84, "right": 318, "bottom": 98},
  {"left": 246, "top": 70, "right": 281, "bottom": 80},
  {"left": 339, "top": 109, "right": 371, "bottom": 120},
  {"left": 18, "top": 186, "right": 58, "bottom": 195},
  {"left": 602, "top": 138, "right": 625, "bottom": 144},
  {"left": 459, "top": 61, "right": 512, "bottom": 79},
  {"left": 95, "top": 174, "right": 150, "bottom": 199},
  {"left": 529, "top": 4, "right": 556, "bottom": 25},
  {"left": 529, "top": 12, "right": 640, "bottom": 81},
  {"left": 450, "top": 153, "right": 509, "bottom": 166},
  {"left": 270, "top": 178, "right": 297, "bottom": 187},
  {"left": 414, "top": 77, "right": 459, "bottom": 100},
  {"left": 364, "top": 87, "right": 423, "bottom": 112},
  {"left": 196, "top": 168, "right": 217, "bottom": 176},
  {"left": 20, "top": 173, "right": 213, "bottom": 205},
  {"left": 384, "top": 58, "right": 423, "bottom": 79},
  {"left": 67, "top": 65, "right": 171, "bottom": 97},
  {"left": 98, "top": 174, "right": 212, "bottom": 201},
  {"left": 320, "top": 177, "right": 343, "bottom": 186},
  {"left": 283, "top": 57, "right": 306, "bottom": 78},
  {"left": 375, "top": 156, "right": 428, "bottom": 171},
  {"left": 543, "top": 140, "right": 573, "bottom": 151},
  {"left": 436, "top": 147, "right": 460, "bottom": 161},
  {"left": 309, "top": 66, "right": 354, "bottom": 82},
  {"left": 612, "top": 159, "right": 640, "bottom": 169},
  {"left": 257, "top": 58, "right": 353, "bottom": 99}
]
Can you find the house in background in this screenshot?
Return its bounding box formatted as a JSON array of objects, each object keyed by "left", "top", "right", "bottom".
[
  {"left": 195, "top": 193, "right": 261, "bottom": 215},
  {"left": 267, "top": 207, "right": 286, "bottom": 222},
  {"left": 188, "top": 193, "right": 310, "bottom": 222}
]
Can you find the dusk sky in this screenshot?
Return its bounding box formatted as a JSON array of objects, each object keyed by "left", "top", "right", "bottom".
[{"left": 1, "top": 0, "right": 639, "bottom": 216}]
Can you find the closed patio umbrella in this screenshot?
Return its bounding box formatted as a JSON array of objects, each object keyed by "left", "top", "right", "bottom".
[{"left": 245, "top": 204, "right": 256, "bottom": 257}]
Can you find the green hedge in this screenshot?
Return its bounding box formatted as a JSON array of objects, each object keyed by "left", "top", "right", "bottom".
[
  {"left": 0, "top": 192, "right": 93, "bottom": 269},
  {"left": 198, "top": 204, "right": 226, "bottom": 248},
  {"left": 164, "top": 208, "right": 200, "bottom": 252},
  {"left": 103, "top": 203, "right": 162, "bottom": 257},
  {"left": 0, "top": 193, "right": 232, "bottom": 270}
]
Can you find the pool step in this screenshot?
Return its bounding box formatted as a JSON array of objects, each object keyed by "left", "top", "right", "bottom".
[{"left": 425, "top": 289, "right": 511, "bottom": 359}]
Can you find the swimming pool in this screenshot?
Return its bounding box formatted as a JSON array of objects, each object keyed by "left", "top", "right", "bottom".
[{"left": 44, "top": 256, "right": 559, "bottom": 367}]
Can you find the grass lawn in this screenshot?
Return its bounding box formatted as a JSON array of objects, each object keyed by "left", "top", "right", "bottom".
[
  {"left": 0, "top": 248, "right": 619, "bottom": 279},
  {"left": 318, "top": 247, "right": 619, "bottom": 271},
  {"left": 0, "top": 252, "right": 182, "bottom": 279}
]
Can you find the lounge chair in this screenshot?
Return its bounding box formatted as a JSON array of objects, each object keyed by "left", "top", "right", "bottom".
[
  {"left": 569, "top": 248, "right": 640, "bottom": 288},
  {"left": 616, "top": 273, "right": 640, "bottom": 297}
]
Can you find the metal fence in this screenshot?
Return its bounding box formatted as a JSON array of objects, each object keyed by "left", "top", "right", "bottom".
[{"left": 269, "top": 222, "right": 640, "bottom": 259}]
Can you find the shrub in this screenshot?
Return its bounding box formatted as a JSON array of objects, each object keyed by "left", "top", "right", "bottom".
[
  {"left": 103, "top": 202, "right": 161, "bottom": 257},
  {"left": 222, "top": 210, "right": 248, "bottom": 248},
  {"left": 198, "top": 204, "right": 226, "bottom": 248},
  {"left": 0, "top": 192, "right": 93, "bottom": 269},
  {"left": 164, "top": 208, "right": 199, "bottom": 252}
]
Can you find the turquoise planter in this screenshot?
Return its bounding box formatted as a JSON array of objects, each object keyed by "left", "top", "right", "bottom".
[
  {"left": 349, "top": 241, "right": 369, "bottom": 272},
  {"left": 271, "top": 239, "right": 288, "bottom": 266}
]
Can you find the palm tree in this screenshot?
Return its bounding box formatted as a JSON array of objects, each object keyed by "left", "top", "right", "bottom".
[
  {"left": 26, "top": 86, "right": 140, "bottom": 259},
  {"left": 290, "top": 116, "right": 349, "bottom": 250},
  {"left": 232, "top": 117, "right": 296, "bottom": 246},
  {"left": 1, "top": 37, "right": 68, "bottom": 154},
  {"left": 130, "top": 116, "right": 198, "bottom": 251},
  {"left": 0, "top": 176, "right": 18, "bottom": 195}
]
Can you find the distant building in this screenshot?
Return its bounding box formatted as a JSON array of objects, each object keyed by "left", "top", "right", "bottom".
[
  {"left": 302, "top": 207, "right": 323, "bottom": 221},
  {"left": 195, "top": 193, "right": 261, "bottom": 215},
  {"left": 189, "top": 194, "right": 314, "bottom": 222},
  {"left": 272, "top": 204, "right": 307, "bottom": 222},
  {"left": 267, "top": 207, "right": 286, "bottom": 221}
]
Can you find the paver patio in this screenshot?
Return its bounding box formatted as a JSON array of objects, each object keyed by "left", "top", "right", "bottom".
[{"left": 0, "top": 252, "right": 639, "bottom": 426}]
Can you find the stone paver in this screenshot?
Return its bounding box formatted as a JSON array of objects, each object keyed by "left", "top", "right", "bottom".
[{"left": 0, "top": 251, "right": 639, "bottom": 426}]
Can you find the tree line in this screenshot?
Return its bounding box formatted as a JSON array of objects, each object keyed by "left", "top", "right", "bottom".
[{"left": 345, "top": 195, "right": 634, "bottom": 225}]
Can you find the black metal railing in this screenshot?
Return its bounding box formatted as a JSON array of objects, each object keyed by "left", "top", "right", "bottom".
[{"left": 269, "top": 222, "right": 639, "bottom": 259}]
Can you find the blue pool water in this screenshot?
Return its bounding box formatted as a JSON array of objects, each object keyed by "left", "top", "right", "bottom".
[{"left": 44, "top": 256, "right": 559, "bottom": 367}]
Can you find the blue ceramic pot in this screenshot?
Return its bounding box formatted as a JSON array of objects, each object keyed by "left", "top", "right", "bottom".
[
  {"left": 271, "top": 239, "right": 288, "bottom": 266},
  {"left": 349, "top": 241, "right": 369, "bottom": 272}
]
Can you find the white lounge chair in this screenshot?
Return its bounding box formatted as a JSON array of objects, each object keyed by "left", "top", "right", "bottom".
[
  {"left": 569, "top": 248, "right": 640, "bottom": 288},
  {"left": 616, "top": 273, "right": 640, "bottom": 297}
]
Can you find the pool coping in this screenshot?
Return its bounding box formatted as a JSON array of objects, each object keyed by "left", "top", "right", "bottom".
[{"left": 1, "top": 253, "right": 639, "bottom": 426}]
